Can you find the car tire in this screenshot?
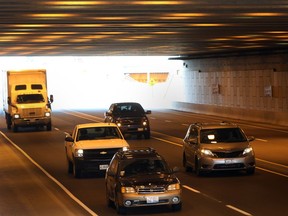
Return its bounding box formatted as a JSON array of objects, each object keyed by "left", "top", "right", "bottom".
[
  {"left": 195, "top": 158, "right": 202, "bottom": 176},
  {"left": 171, "top": 202, "right": 182, "bottom": 211},
  {"left": 144, "top": 131, "right": 150, "bottom": 139},
  {"left": 106, "top": 188, "right": 113, "bottom": 208},
  {"left": 246, "top": 167, "right": 255, "bottom": 175},
  {"left": 183, "top": 153, "right": 192, "bottom": 172},
  {"left": 67, "top": 159, "right": 73, "bottom": 174}
]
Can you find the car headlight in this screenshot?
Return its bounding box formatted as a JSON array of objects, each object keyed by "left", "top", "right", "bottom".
[
  {"left": 167, "top": 183, "right": 180, "bottom": 191},
  {"left": 201, "top": 149, "right": 214, "bottom": 157},
  {"left": 14, "top": 114, "right": 20, "bottom": 119},
  {"left": 243, "top": 147, "right": 254, "bottom": 155},
  {"left": 121, "top": 186, "right": 135, "bottom": 193},
  {"left": 45, "top": 112, "right": 51, "bottom": 117},
  {"left": 142, "top": 117, "right": 149, "bottom": 126},
  {"left": 75, "top": 149, "right": 84, "bottom": 157}
]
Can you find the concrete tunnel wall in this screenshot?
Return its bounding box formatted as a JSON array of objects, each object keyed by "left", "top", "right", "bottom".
[{"left": 168, "top": 52, "right": 288, "bottom": 127}]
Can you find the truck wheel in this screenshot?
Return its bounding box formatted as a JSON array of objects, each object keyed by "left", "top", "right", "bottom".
[
  {"left": 46, "top": 122, "right": 52, "bottom": 131},
  {"left": 67, "top": 159, "right": 73, "bottom": 174},
  {"left": 73, "top": 162, "right": 82, "bottom": 178},
  {"left": 144, "top": 131, "right": 150, "bottom": 139},
  {"left": 5, "top": 114, "right": 12, "bottom": 130},
  {"left": 13, "top": 125, "right": 18, "bottom": 132}
]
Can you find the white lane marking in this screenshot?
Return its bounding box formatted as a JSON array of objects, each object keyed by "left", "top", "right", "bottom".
[
  {"left": 183, "top": 184, "right": 253, "bottom": 215},
  {"left": 255, "top": 138, "right": 268, "bottom": 142},
  {"left": 182, "top": 185, "right": 200, "bottom": 193},
  {"left": 256, "top": 167, "right": 288, "bottom": 178},
  {"left": 257, "top": 158, "right": 288, "bottom": 169},
  {"left": 152, "top": 136, "right": 182, "bottom": 147},
  {"left": 182, "top": 123, "right": 189, "bottom": 126},
  {"left": 0, "top": 131, "right": 98, "bottom": 216},
  {"left": 226, "top": 205, "right": 252, "bottom": 216},
  {"left": 165, "top": 120, "right": 172, "bottom": 122}
]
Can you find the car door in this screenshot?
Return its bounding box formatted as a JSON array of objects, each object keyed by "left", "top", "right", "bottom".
[
  {"left": 184, "top": 126, "right": 198, "bottom": 166},
  {"left": 106, "top": 158, "right": 119, "bottom": 201},
  {"left": 66, "top": 127, "right": 77, "bottom": 160}
]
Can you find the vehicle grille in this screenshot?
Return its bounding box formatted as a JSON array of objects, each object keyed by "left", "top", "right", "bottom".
[
  {"left": 121, "top": 118, "right": 142, "bottom": 126},
  {"left": 83, "top": 148, "right": 120, "bottom": 160},
  {"left": 21, "top": 108, "right": 43, "bottom": 118},
  {"left": 213, "top": 150, "right": 243, "bottom": 158},
  {"left": 137, "top": 186, "right": 165, "bottom": 194},
  {"left": 214, "top": 163, "right": 245, "bottom": 169}
]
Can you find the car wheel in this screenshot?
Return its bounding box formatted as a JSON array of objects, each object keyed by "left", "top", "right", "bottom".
[
  {"left": 183, "top": 153, "right": 192, "bottom": 172},
  {"left": 195, "top": 159, "right": 202, "bottom": 176},
  {"left": 246, "top": 167, "right": 255, "bottom": 175},
  {"left": 171, "top": 202, "right": 182, "bottom": 211},
  {"left": 115, "top": 195, "right": 126, "bottom": 214},
  {"left": 144, "top": 131, "right": 150, "bottom": 139},
  {"left": 73, "top": 161, "right": 82, "bottom": 178},
  {"left": 106, "top": 188, "right": 113, "bottom": 208},
  {"left": 67, "top": 159, "right": 73, "bottom": 174}
]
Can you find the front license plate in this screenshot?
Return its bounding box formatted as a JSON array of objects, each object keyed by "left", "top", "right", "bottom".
[
  {"left": 225, "top": 159, "right": 233, "bottom": 164},
  {"left": 99, "top": 164, "right": 109, "bottom": 170},
  {"left": 137, "top": 128, "right": 144, "bottom": 131},
  {"left": 146, "top": 196, "right": 159, "bottom": 204}
]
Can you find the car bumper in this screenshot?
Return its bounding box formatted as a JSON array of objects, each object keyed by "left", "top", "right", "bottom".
[
  {"left": 119, "top": 125, "right": 150, "bottom": 134},
  {"left": 118, "top": 190, "right": 181, "bottom": 208},
  {"left": 75, "top": 158, "right": 111, "bottom": 172},
  {"left": 199, "top": 155, "right": 255, "bottom": 172}
]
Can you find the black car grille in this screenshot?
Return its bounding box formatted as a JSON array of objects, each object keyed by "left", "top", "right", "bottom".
[
  {"left": 121, "top": 118, "right": 142, "bottom": 126},
  {"left": 83, "top": 148, "right": 120, "bottom": 160},
  {"left": 214, "top": 163, "right": 245, "bottom": 169},
  {"left": 137, "top": 186, "right": 165, "bottom": 194},
  {"left": 213, "top": 150, "right": 243, "bottom": 158}
]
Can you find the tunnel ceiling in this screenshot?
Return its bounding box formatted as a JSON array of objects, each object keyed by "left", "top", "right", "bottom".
[{"left": 1, "top": 0, "right": 288, "bottom": 57}]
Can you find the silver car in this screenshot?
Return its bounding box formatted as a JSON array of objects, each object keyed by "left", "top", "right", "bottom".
[{"left": 183, "top": 122, "right": 255, "bottom": 176}]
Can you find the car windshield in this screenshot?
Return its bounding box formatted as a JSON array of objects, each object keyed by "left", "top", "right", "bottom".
[
  {"left": 114, "top": 103, "right": 144, "bottom": 114},
  {"left": 200, "top": 128, "right": 247, "bottom": 143},
  {"left": 119, "top": 158, "right": 170, "bottom": 177},
  {"left": 77, "top": 126, "right": 121, "bottom": 141},
  {"left": 16, "top": 94, "right": 44, "bottom": 103}
]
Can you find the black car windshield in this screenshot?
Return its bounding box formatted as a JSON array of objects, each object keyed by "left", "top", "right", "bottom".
[
  {"left": 77, "top": 126, "right": 121, "bottom": 141},
  {"left": 200, "top": 128, "right": 247, "bottom": 143},
  {"left": 16, "top": 94, "right": 44, "bottom": 104},
  {"left": 114, "top": 103, "right": 145, "bottom": 114},
  {"left": 120, "top": 158, "right": 170, "bottom": 177}
]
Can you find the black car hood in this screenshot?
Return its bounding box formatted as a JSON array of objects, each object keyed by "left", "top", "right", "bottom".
[
  {"left": 115, "top": 112, "right": 146, "bottom": 118},
  {"left": 120, "top": 173, "right": 178, "bottom": 186}
]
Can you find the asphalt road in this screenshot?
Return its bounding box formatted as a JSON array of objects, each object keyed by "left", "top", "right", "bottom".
[{"left": 0, "top": 109, "right": 287, "bottom": 216}]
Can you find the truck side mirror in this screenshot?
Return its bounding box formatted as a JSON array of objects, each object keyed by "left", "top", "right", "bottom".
[
  {"left": 7, "top": 97, "right": 11, "bottom": 105},
  {"left": 50, "top": 95, "right": 54, "bottom": 103},
  {"left": 146, "top": 110, "right": 152, "bottom": 114},
  {"left": 65, "top": 136, "right": 74, "bottom": 142}
]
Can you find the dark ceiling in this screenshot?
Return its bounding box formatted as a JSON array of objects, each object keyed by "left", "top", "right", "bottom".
[{"left": 1, "top": 0, "right": 288, "bottom": 57}]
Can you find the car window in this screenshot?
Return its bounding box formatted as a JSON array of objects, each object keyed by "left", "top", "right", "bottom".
[
  {"left": 200, "top": 128, "right": 246, "bottom": 143},
  {"left": 77, "top": 127, "right": 121, "bottom": 141},
  {"left": 120, "top": 158, "right": 169, "bottom": 177},
  {"left": 114, "top": 104, "right": 144, "bottom": 114}
]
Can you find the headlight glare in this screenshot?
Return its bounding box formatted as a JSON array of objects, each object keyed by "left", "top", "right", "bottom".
[
  {"left": 201, "top": 149, "right": 214, "bottom": 157},
  {"left": 14, "top": 114, "right": 20, "bottom": 119},
  {"left": 75, "top": 149, "right": 84, "bottom": 157},
  {"left": 121, "top": 186, "right": 135, "bottom": 193},
  {"left": 45, "top": 112, "right": 51, "bottom": 117},
  {"left": 167, "top": 183, "right": 180, "bottom": 191},
  {"left": 243, "top": 147, "right": 253, "bottom": 155}
]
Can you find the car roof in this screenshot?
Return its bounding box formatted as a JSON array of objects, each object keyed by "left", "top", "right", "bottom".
[
  {"left": 76, "top": 122, "right": 118, "bottom": 129},
  {"left": 191, "top": 122, "right": 240, "bottom": 130},
  {"left": 112, "top": 102, "right": 141, "bottom": 106},
  {"left": 116, "top": 147, "right": 161, "bottom": 160}
]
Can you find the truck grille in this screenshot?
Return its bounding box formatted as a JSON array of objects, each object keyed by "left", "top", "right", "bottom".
[
  {"left": 83, "top": 148, "right": 120, "bottom": 160},
  {"left": 22, "top": 108, "right": 43, "bottom": 118}
]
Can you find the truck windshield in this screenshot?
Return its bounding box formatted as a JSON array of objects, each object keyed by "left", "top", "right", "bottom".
[{"left": 16, "top": 94, "right": 45, "bottom": 104}]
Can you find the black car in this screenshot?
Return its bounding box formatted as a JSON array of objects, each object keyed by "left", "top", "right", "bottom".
[
  {"left": 105, "top": 147, "right": 182, "bottom": 214},
  {"left": 104, "top": 102, "right": 151, "bottom": 139}
]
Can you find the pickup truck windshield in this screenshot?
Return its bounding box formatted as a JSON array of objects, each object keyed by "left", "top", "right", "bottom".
[{"left": 17, "top": 94, "right": 45, "bottom": 104}]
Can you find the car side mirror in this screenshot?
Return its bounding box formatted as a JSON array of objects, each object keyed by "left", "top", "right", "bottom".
[
  {"left": 106, "top": 170, "right": 115, "bottom": 177},
  {"left": 172, "top": 166, "right": 180, "bottom": 173},
  {"left": 146, "top": 110, "right": 151, "bottom": 114},
  {"left": 187, "top": 137, "right": 197, "bottom": 144},
  {"left": 50, "top": 95, "right": 54, "bottom": 103},
  {"left": 105, "top": 111, "right": 111, "bottom": 117},
  {"left": 65, "top": 136, "right": 74, "bottom": 142},
  {"left": 247, "top": 136, "right": 255, "bottom": 142}
]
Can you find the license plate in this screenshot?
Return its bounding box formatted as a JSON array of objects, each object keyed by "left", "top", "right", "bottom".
[
  {"left": 99, "top": 164, "right": 109, "bottom": 170},
  {"left": 225, "top": 159, "right": 233, "bottom": 164},
  {"left": 137, "top": 128, "right": 144, "bottom": 131},
  {"left": 146, "top": 196, "right": 159, "bottom": 203}
]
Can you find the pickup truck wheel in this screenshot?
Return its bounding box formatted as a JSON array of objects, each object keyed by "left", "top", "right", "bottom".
[
  {"left": 46, "top": 123, "right": 52, "bottom": 131},
  {"left": 73, "top": 162, "right": 82, "bottom": 178},
  {"left": 144, "top": 131, "right": 150, "bottom": 139},
  {"left": 67, "top": 159, "right": 73, "bottom": 174}
]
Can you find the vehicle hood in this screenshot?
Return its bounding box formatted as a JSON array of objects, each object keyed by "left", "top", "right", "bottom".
[
  {"left": 121, "top": 173, "right": 179, "bottom": 186},
  {"left": 115, "top": 113, "right": 146, "bottom": 118},
  {"left": 200, "top": 141, "right": 250, "bottom": 151},
  {"left": 75, "top": 139, "right": 129, "bottom": 149}
]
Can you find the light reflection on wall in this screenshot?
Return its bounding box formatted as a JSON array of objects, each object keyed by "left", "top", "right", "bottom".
[{"left": 0, "top": 56, "right": 181, "bottom": 111}]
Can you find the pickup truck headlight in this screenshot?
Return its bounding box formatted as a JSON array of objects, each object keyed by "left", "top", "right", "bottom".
[
  {"left": 201, "top": 149, "right": 214, "bottom": 157},
  {"left": 45, "top": 112, "right": 51, "bottom": 117},
  {"left": 75, "top": 149, "right": 84, "bottom": 157},
  {"left": 167, "top": 183, "right": 180, "bottom": 191},
  {"left": 14, "top": 114, "right": 20, "bottom": 119}
]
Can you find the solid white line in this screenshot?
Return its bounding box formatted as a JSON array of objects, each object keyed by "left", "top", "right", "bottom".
[
  {"left": 257, "top": 158, "right": 288, "bottom": 169},
  {"left": 182, "top": 185, "right": 201, "bottom": 193},
  {"left": 0, "top": 131, "right": 98, "bottom": 216},
  {"left": 255, "top": 138, "right": 268, "bottom": 142},
  {"left": 226, "top": 205, "right": 252, "bottom": 216},
  {"left": 256, "top": 167, "right": 288, "bottom": 178},
  {"left": 152, "top": 136, "right": 182, "bottom": 147}
]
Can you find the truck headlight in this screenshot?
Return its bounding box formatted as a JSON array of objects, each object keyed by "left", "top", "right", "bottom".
[
  {"left": 167, "top": 183, "right": 180, "bottom": 191},
  {"left": 14, "top": 114, "right": 20, "bottom": 119},
  {"left": 75, "top": 149, "right": 84, "bottom": 157},
  {"left": 121, "top": 186, "right": 135, "bottom": 194},
  {"left": 45, "top": 112, "right": 51, "bottom": 117}
]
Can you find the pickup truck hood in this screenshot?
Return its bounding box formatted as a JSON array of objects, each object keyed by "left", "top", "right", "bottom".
[{"left": 75, "top": 139, "right": 129, "bottom": 150}]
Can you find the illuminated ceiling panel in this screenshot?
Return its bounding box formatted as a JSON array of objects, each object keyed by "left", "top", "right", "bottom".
[{"left": 0, "top": 0, "right": 287, "bottom": 56}]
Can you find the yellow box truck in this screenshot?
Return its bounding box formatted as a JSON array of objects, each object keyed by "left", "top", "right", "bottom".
[{"left": 2, "top": 69, "right": 54, "bottom": 132}]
